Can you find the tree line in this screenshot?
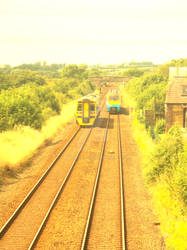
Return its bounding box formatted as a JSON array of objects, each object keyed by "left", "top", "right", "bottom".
[{"left": 0, "top": 64, "right": 95, "bottom": 132}]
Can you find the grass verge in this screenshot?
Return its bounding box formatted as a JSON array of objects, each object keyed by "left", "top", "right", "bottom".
[{"left": 0, "top": 101, "right": 76, "bottom": 187}]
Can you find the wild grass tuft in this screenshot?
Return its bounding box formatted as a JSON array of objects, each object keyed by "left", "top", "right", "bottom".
[{"left": 0, "top": 101, "right": 75, "bottom": 185}]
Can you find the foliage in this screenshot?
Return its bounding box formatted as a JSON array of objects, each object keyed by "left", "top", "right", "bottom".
[
  {"left": 61, "top": 64, "right": 88, "bottom": 80},
  {"left": 125, "top": 72, "right": 167, "bottom": 116},
  {"left": 157, "top": 58, "right": 187, "bottom": 80},
  {"left": 155, "top": 119, "right": 166, "bottom": 134},
  {"left": 87, "top": 67, "right": 103, "bottom": 77},
  {"left": 128, "top": 61, "right": 153, "bottom": 67},
  {"left": 0, "top": 63, "right": 96, "bottom": 132},
  {"left": 136, "top": 114, "right": 156, "bottom": 139},
  {"left": 132, "top": 114, "right": 187, "bottom": 250},
  {"left": 0, "top": 90, "right": 42, "bottom": 130},
  {"left": 0, "top": 69, "right": 46, "bottom": 91},
  {"left": 146, "top": 124, "right": 187, "bottom": 213},
  {"left": 14, "top": 62, "right": 65, "bottom": 78},
  {"left": 158, "top": 63, "right": 170, "bottom": 79},
  {"left": 10, "top": 69, "right": 46, "bottom": 87},
  {"left": 60, "top": 64, "right": 95, "bottom": 99},
  {"left": 147, "top": 126, "right": 184, "bottom": 183},
  {"left": 138, "top": 82, "right": 166, "bottom": 112},
  {"left": 0, "top": 85, "right": 61, "bottom": 131},
  {"left": 0, "top": 101, "right": 75, "bottom": 170},
  {"left": 170, "top": 58, "right": 187, "bottom": 67},
  {"left": 0, "top": 72, "right": 12, "bottom": 90},
  {"left": 121, "top": 67, "right": 144, "bottom": 77}
]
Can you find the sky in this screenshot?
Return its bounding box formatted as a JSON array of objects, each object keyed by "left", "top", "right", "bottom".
[{"left": 0, "top": 0, "right": 187, "bottom": 66}]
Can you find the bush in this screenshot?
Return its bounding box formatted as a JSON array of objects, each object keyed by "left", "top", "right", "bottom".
[
  {"left": 0, "top": 89, "right": 43, "bottom": 131},
  {"left": 0, "top": 84, "right": 61, "bottom": 131},
  {"left": 35, "top": 86, "right": 61, "bottom": 115},
  {"left": 0, "top": 63, "right": 96, "bottom": 132},
  {"left": 129, "top": 89, "right": 187, "bottom": 249},
  {"left": 147, "top": 126, "right": 183, "bottom": 183},
  {"left": 155, "top": 119, "right": 166, "bottom": 134},
  {"left": 125, "top": 72, "right": 167, "bottom": 116}
]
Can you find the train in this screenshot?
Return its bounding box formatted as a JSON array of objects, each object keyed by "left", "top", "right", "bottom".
[
  {"left": 75, "top": 94, "right": 99, "bottom": 127},
  {"left": 106, "top": 89, "right": 121, "bottom": 113}
]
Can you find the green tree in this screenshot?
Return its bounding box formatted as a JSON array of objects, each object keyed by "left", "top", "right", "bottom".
[
  {"left": 147, "top": 126, "right": 184, "bottom": 183},
  {"left": 10, "top": 69, "right": 46, "bottom": 87},
  {"left": 158, "top": 63, "right": 170, "bottom": 79},
  {"left": 121, "top": 67, "right": 144, "bottom": 77},
  {"left": 0, "top": 88, "right": 43, "bottom": 130},
  {"left": 125, "top": 72, "right": 167, "bottom": 115}
]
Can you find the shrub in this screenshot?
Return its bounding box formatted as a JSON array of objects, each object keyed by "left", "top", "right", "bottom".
[
  {"left": 35, "top": 86, "right": 61, "bottom": 115},
  {"left": 147, "top": 126, "right": 183, "bottom": 183},
  {"left": 0, "top": 89, "right": 43, "bottom": 130},
  {"left": 155, "top": 119, "right": 166, "bottom": 134},
  {"left": 0, "top": 84, "right": 61, "bottom": 131}
]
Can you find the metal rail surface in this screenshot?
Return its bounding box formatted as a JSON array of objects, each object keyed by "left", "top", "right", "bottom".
[
  {"left": 81, "top": 114, "right": 127, "bottom": 250},
  {"left": 29, "top": 127, "right": 93, "bottom": 249},
  {"left": 0, "top": 126, "right": 80, "bottom": 238},
  {"left": 81, "top": 113, "right": 110, "bottom": 249},
  {"left": 118, "top": 114, "right": 127, "bottom": 250}
]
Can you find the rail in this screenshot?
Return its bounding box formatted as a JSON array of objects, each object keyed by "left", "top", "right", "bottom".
[
  {"left": 0, "top": 127, "right": 80, "bottom": 238},
  {"left": 118, "top": 114, "right": 127, "bottom": 250},
  {"left": 29, "top": 128, "right": 93, "bottom": 249},
  {"left": 81, "top": 113, "right": 110, "bottom": 249}
]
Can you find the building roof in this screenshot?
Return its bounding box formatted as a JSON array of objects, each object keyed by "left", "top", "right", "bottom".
[{"left": 165, "top": 77, "right": 187, "bottom": 104}]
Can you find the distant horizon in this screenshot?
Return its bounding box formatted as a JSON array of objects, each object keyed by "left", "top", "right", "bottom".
[{"left": 0, "top": 57, "right": 184, "bottom": 68}]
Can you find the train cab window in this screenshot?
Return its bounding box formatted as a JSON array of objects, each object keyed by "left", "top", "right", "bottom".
[
  {"left": 109, "top": 95, "right": 119, "bottom": 101},
  {"left": 77, "top": 104, "right": 82, "bottom": 111},
  {"left": 90, "top": 104, "right": 95, "bottom": 111}
]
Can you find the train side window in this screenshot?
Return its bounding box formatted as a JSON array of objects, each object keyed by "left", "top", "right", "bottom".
[
  {"left": 90, "top": 104, "right": 95, "bottom": 111},
  {"left": 77, "top": 104, "right": 82, "bottom": 111}
]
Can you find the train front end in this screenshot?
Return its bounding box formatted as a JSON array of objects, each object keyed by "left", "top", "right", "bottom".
[
  {"left": 106, "top": 92, "right": 121, "bottom": 113},
  {"left": 76, "top": 98, "right": 97, "bottom": 126}
]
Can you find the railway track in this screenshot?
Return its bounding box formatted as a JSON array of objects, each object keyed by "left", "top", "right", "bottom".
[
  {"left": 0, "top": 104, "right": 127, "bottom": 249},
  {"left": 0, "top": 127, "right": 80, "bottom": 236},
  {"left": 80, "top": 113, "right": 127, "bottom": 250},
  {"left": 0, "top": 125, "right": 93, "bottom": 249}
]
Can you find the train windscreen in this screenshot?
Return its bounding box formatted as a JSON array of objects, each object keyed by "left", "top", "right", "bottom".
[{"left": 109, "top": 95, "right": 119, "bottom": 101}]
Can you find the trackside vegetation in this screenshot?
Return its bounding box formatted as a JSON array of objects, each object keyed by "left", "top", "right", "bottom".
[
  {"left": 123, "top": 64, "right": 187, "bottom": 250},
  {"left": 0, "top": 63, "right": 96, "bottom": 185},
  {"left": 0, "top": 64, "right": 95, "bottom": 132}
]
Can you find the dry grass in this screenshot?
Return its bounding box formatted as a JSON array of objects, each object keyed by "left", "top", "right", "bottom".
[{"left": 0, "top": 101, "right": 76, "bottom": 170}]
